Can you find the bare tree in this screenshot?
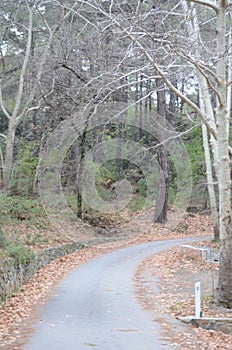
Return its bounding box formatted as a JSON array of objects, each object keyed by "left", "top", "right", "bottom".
[
  {"left": 181, "top": 0, "right": 220, "bottom": 239},
  {"left": 0, "top": 0, "right": 73, "bottom": 191},
  {"left": 59, "top": 0, "right": 232, "bottom": 306}
]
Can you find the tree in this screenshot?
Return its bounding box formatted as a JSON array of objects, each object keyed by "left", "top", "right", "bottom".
[
  {"left": 0, "top": 0, "right": 73, "bottom": 191},
  {"left": 2, "top": 0, "right": 230, "bottom": 306},
  {"left": 182, "top": 0, "right": 232, "bottom": 307},
  {"left": 181, "top": 0, "right": 220, "bottom": 239},
  {"left": 154, "top": 78, "right": 169, "bottom": 223},
  {"left": 61, "top": 0, "right": 232, "bottom": 306},
  {"left": 213, "top": 0, "right": 232, "bottom": 306}
]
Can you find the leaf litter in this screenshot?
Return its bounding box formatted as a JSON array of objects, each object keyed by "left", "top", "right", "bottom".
[{"left": 0, "top": 208, "right": 226, "bottom": 349}]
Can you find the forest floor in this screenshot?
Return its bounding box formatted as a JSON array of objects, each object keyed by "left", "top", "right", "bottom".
[
  {"left": 135, "top": 241, "right": 232, "bottom": 350},
  {"left": 0, "top": 207, "right": 232, "bottom": 349}
]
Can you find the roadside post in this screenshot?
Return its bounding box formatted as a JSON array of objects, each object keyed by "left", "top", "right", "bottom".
[{"left": 195, "top": 282, "right": 202, "bottom": 318}]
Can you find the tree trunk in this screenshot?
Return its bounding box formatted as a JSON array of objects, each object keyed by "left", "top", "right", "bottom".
[
  {"left": 154, "top": 145, "right": 169, "bottom": 223},
  {"left": 3, "top": 124, "right": 16, "bottom": 191},
  {"left": 215, "top": 0, "right": 232, "bottom": 307},
  {"left": 138, "top": 74, "right": 143, "bottom": 140},
  {"left": 154, "top": 78, "right": 169, "bottom": 223},
  {"left": 181, "top": 0, "right": 220, "bottom": 239},
  {"left": 116, "top": 122, "right": 123, "bottom": 181},
  {"left": 76, "top": 132, "right": 86, "bottom": 219},
  {"left": 167, "top": 81, "right": 177, "bottom": 127},
  {"left": 144, "top": 79, "right": 151, "bottom": 124},
  {"left": 0, "top": 146, "right": 5, "bottom": 190},
  {"left": 201, "top": 123, "right": 219, "bottom": 240},
  {"left": 135, "top": 72, "right": 140, "bottom": 140}
]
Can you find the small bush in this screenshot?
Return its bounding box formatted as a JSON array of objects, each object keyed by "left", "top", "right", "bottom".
[
  {"left": 5, "top": 240, "right": 35, "bottom": 265},
  {"left": 0, "top": 195, "right": 46, "bottom": 225},
  {"left": 129, "top": 196, "right": 146, "bottom": 212}
]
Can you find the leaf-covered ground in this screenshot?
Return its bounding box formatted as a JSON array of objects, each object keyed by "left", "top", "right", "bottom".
[
  {"left": 1, "top": 208, "right": 229, "bottom": 349},
  {"left": 135, "top": 237, "right": 232, "bottom": 349}
]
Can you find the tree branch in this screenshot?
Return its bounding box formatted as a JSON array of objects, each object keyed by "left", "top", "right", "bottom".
[
  {"left": 148, "top": 123, "right": 201, "bottom": 150},
  {"left": 128, "top": 33, "right": 218, "bottom": 139},
  {"left": 17, "top": 3, "right": 79, "bottom": 122},
  {"left": 59, "top": 63, "right": 87, "bottom": 83},
  {"left": 186, "top": 0, "right": 218, "bottom": 12},
  {"left": 12, "top": 4, "right": 33, "bottom": 121},
  {"left": 0, "top": 146, "right": 4, "bottom": 171},
  {"left": 176, "top": 49, "right": 223, "bottom": 105},
  {"left": 0, "top": 80, "right": 11, "bottom": 120},
  {"left": 72, "top": 1, "right": 217, "bottom": 140}
]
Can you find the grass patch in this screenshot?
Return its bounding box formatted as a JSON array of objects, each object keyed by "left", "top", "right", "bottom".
[
  {"left": 4, "top": 240, "right": 35, "bottom": 265},
  {"left": 0, "top": 195, "right": 47, "bottom": 226},
  {"left": 170, "top": 301, "right": 184, "bottom": 312}
]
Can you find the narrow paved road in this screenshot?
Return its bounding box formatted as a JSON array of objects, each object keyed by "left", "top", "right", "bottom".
[{"left": 23, "top": 237, "right": 208, "bottom": 350}]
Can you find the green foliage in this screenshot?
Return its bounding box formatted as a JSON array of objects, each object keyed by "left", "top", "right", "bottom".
[
  {"left": 168, "top": 125, "right": 206, "bottom": 205},
  {"left": 129, "top": 196, "right": 146, "bottom": 212},
  {"left": 170, "top": 301, "right": 184, "bottom": 312},
  {"left": 136, "top": 178, "right": 147, "bottom": 196},
  {"left": 25, "top": 232, "right": 49, "bottom": 246},
  {"left": 0, "top": 195, "right": 47, "bottom": 226},
  {"left": 0, "top": 197, "right": 36, "bottom": 264},
  {"left": 175, "top": 222, "right": 189, "bottom": 233},
  {"left": 10, "top": 141, "right": 39, "bottom": 196},
  {"left": 183, "top": 126, "right": 206, "bottom": 184},
  {"left": 168, "top": 186, "right": 177, "bottom": 205},
  {"left": 97, "top": 160, "right": 118, "bottom": 191},
  {"left": 4, "top": 239, "right": 35, "bottom": 265}
]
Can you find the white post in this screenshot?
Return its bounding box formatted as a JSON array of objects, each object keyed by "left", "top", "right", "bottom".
[{"left": 195, "top": 282, "right": 201, "bottom": 318}]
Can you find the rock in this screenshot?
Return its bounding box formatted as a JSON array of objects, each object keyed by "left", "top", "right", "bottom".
[
  {"left": 0, "top": 237, "right": 119, "bottom": 302},
  {"left": 179, "top": 316, "right": 232, "bottom": 334},
  {"left": 180, "top": 245, "right": 220, "bottom": 264}
]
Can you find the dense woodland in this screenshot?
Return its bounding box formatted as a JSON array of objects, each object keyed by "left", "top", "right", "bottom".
[{"left": 0, "top": 0, "right": 231, "bottom": 306}]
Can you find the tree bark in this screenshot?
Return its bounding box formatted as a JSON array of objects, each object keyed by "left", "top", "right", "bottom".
[
  {"left": 116, "top": 122, "right": 123, "bottom": 181},
  {"left": 4, "top": 123, "right": 17, "bottom": 190},
  {"left": 76, "top": 132, "right": 86, "bottom": 219},
  {"left": 215, "top": 0, "right": 232, "bottom": 307},
  {"left": 201, "top": 123, "right": 219, "bottom": 240},
  {"left": 154, "top": 145, "right": 169, "bottom": 223},
  {"left": 154, "top": 78, "right": 169, "bottom": 223},
  {"left": 181, "top": 0, "right": 220, "bottom": 240}
]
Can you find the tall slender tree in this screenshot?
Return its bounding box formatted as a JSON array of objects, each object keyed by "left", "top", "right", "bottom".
[
  {"left": 0, "top": 0, "right": 70, "bottom": 190},
  {"left": 64, "top": 0, "right": 232, "bottom": 306},
  {"left": 154, "top": 78, "right": 169, "bottom": 223}
]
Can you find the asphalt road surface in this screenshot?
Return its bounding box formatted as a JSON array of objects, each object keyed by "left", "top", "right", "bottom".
[{"left": 23, "top": 237, "right": 208, "bottom": 350}]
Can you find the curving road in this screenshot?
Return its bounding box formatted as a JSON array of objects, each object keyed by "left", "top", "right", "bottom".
[{"left": 23, "top": 237, "right": 208, "bottom": 350}]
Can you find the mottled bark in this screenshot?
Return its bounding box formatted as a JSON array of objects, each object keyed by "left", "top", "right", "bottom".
[{"left": 214, "top": 0, "right": 232, "bottom": 307}]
